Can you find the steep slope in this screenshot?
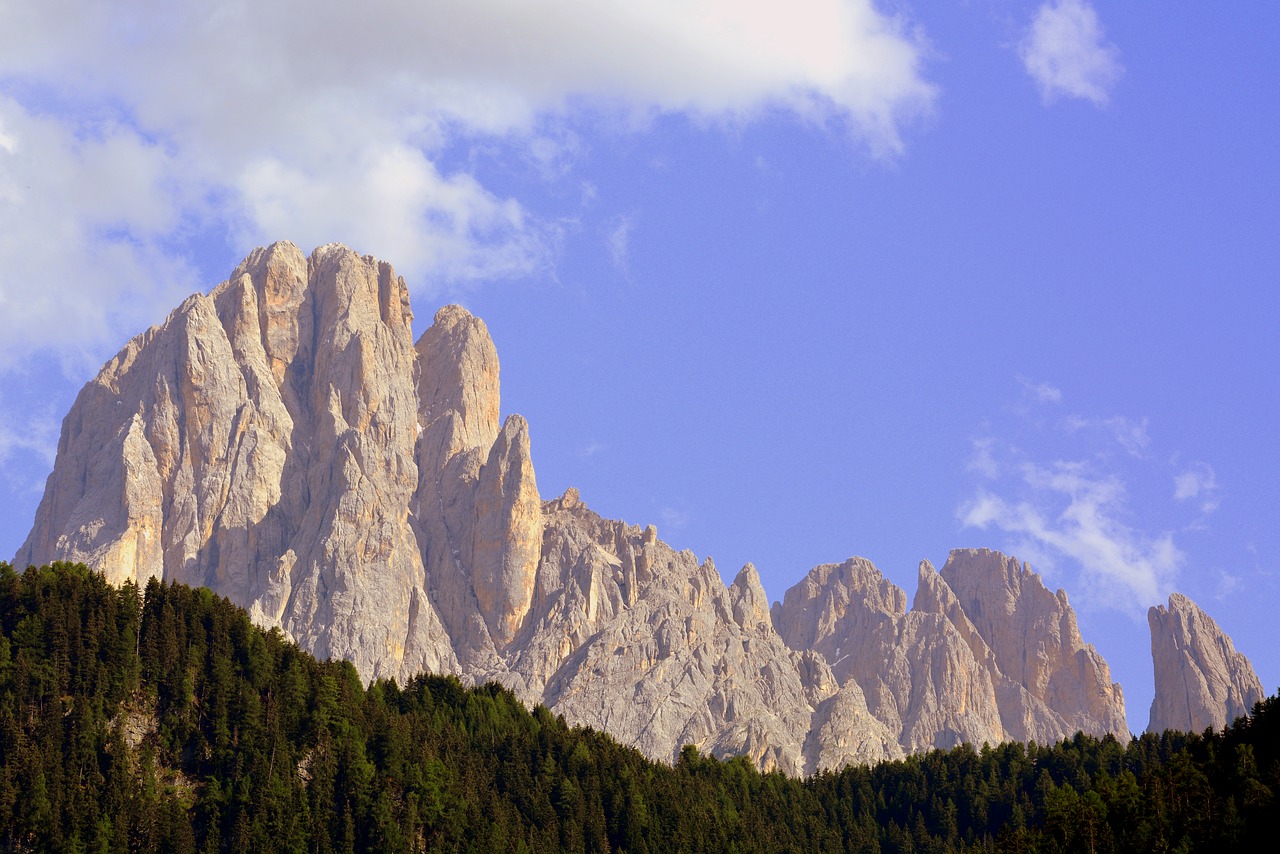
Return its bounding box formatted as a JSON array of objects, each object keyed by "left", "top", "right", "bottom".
[
  {"left": 17, "top": 243, "right": 457, "bottom": 682},
  {"left": 771, "top": 550, "right": 1131, "bottom": 753},
  {"left": 938, "top": 549, "right": 1128, "bottom": 741},
  {"left": 18, "top": 241, "right": 1148, "bottom": 772},
  {"left": 15, "top": 242, "right": 828, "bottom": 771},
  {"left": 1148, "top": 592, "right": 1265, "bottom": 733}
]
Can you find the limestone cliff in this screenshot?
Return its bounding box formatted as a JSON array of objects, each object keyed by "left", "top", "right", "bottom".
[
  {"left": 18, "top": 243, "right": 457, "bottom": 682},
  {"left": 19, "top": 242, "right": 1154, "bottom": 774},
  {"left": 772, "top": 550, "right": 1129, "bottom": 755},
  {"left": 1148, "top": 593, "right": 1265, "bottom": 733},
  {"left": 938, "top": 549, "right": 1129, "bottom": 742}
]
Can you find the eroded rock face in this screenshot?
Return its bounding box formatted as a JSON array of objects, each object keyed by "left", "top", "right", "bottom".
[
  {"left": 490, "top": 491, "right": 829, "bottom": 775},
  {"left": 1148, "top": 593, "right": 1265, "bottom": 734},
  {"left": 773, "top": 550, "right": 1131, "bottom": 757},
  {"left": 18, "top": 243, "right": 458, "bottom": 682},
  {"left": 805, "top": 679, "right": 904, "bottom": 772},
  {"left": 19, "top": 242, "right": 1145, "bottom": 775},
  {"left": 469, "top": 414, "right": 542, "bottom": 648},
  {"left": 938, "top": 549, "right": 1129, "bottom": 742}
]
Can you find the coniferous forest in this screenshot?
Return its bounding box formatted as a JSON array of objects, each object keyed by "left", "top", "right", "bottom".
[{"left": 1, "top": 561, "right": 1277, "bottom": 853}]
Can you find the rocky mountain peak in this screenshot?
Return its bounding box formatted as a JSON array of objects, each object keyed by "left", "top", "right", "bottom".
[
  {"left": 1148, "top": 592, "right": 1265, "bottom": 733},
  {"left": 728, "top": 563, "right": 772, "bottom": 632},
  {"left": 415, "top": 302, "right": 501, "bottom": 466},
  {"left": 939, "top": 548, "right": 1127, "bottom": 739},
  {"left": 19, "top": 243, "right": 1209, "bottom": 776}
]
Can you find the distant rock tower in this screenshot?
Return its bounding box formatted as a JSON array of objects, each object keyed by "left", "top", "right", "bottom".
[{"left": 1147, "top": 593, "right": 1265, "bottom": 733}]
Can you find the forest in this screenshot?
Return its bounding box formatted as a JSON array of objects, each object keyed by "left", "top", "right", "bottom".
[{"left": 1, "top": 560, "right": 1277, "bottom": 852}]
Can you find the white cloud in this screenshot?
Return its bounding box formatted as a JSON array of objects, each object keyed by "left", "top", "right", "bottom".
[
  {"left": 960, "top": 384, "right": 1205, "bottom": 614},
  {"left": 960, "top": 460, "right": 1182, "bottom": 612},
  {"left": 1215, "top": 568, "right": 1242, "bottom": 601},
  {"left": 1020, "top": 0, "right": 1123, "bottom": 106},
  {"left": 1173, "top": 462, "right": 1220, "bottom": 514},
  {"left": 0, "top": 97, "right": 199, "bottom": 374},
  {"left": 0, "top": 0, "right": 935, "bottom": 371},
  {"left": 233, "top": 144, "right": 554, "bottom": 284},
  {"left": 660, "top": 506, "right": 692, "bottom": 531},
  {"left": 0, "top": 416, "right": 57, "bottom": 469},
  {"left": 1016, "top": 374, "right": 1063, "bottom": 405},
  {"left": 966, "top": 437, "right": 1001, "bottom": 479},
  {"left": 0, "top": 390, "right": 60, "bottom": 493},
  {"left": 606, "top": 215, "right": 633, "bottom": 273},
  {"left": 1064, "top": 414, "right": 1150, "bottom": 457}
]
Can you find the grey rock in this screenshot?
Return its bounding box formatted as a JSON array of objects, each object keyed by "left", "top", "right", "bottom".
[
  {"left": 512, "top": 493, "right": 824, "bottom": 774},
  {"left": 20, "top": 242, "right": 1150, "bottom": 775},
  {"left": 939, "top": 549, "right": 1129, "bottom": 741},
  {"left": 18, "top": 242, "right": 458, "bottom": 682},
  {"left": 774, "top": 551, "right": 1130, "bottom": 755},
  {"left": 805, "top": 679, "right": 904, "bottom": 772},
  {"left": 1148, "top": 593, "right": 1265, "bottom": 733}
]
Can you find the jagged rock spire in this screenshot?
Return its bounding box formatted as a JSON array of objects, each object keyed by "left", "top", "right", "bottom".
[
  {"left": 1148, "top": 593, "right": 1265, "bottom": 733},
  {"left": 19, "top": 243, "right": 1156, "bottom": 775}
]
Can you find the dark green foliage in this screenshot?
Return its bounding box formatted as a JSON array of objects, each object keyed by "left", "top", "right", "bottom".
[{"left": 1, "top": 559, "right": 1277, "bottom": 852}]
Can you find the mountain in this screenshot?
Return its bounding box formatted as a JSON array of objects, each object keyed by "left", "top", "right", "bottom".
[
  {"left": 772, "top": 549, "right": 1127, "bottom": 757},
  {"left": 14, "top": 242, "right": 1261, "bottom": 770},
  {"left": 1148, "top": 593, "right": 1266, "bottom": 733}
]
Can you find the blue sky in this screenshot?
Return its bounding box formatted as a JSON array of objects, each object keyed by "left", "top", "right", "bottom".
[{"left": 1, "top": 1, "right": 1276, "bottom": 733}]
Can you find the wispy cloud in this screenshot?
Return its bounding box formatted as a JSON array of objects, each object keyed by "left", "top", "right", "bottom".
[
  {"left": 0, "top": 413, "right": 58, "bottom": 469},
  {"left": 0, "top": 0, "right": 936, "bottom": 371},
  {"left": 967, "top": 437, "right": 1001, "bottom": 479},
  {"left": 659, "top": 506, "right": 691, "bottom": 531},
  {"left": 1020, "top": 0, "right": 1123, "bottom": 106},
  {"left": 959, "top": 378, "right": 1215, "bottom": 614},
  {"left": 0, "top": 395, "right": 61, "bottom": 500},
  {"left": 606, "top": 215, "right": 633, "bottom": 274},
  {"left": 961, "top": 461, "right": 1181, "bottom": 612},
  {"left": 1017, "top": 374, "right": 1063, "bottom": 405},
  {"left": 1214, "top": 568, "right": 1242, "bottom": 601},
  {"left": 1064, "top": 414, "right": 1150, "bottom": 458},
  {"left": 1173, "top": 462, "right": 1220, "bottom": 514}
]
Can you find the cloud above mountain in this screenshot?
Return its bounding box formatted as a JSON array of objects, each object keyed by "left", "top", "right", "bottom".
[
  {"left": 958, "top": 379, "right": 1214, "bottom": 615},
  {"left": 0, "top": 0, "right": 934, "bottom": 370}
]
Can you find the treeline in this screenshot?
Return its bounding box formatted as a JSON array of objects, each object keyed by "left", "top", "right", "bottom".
[{"left": 1, "top": 561, "right": 1277, "bottom": 853}]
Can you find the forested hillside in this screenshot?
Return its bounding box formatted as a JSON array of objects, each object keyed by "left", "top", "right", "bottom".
[{"left": 1, "top": 561, "right": 1276, "bottom": 853}]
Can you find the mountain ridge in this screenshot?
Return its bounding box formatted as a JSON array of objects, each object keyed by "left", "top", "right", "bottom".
[{"left": 17, "top": 241, "right": 1262, "bottom": 770}]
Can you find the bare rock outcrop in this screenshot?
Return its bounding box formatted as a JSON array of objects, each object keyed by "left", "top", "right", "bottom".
[
  {"left": 774, "top": 557, "right": 1007, "bottom": 753},
  {"left": 1148, "top": 593, "right": 1265, "bottom": 734},
  {"left": 773, "top": 550, "right": 1130, "bottom": 756},
  {"left": 772, "top": 557, "right": 904, "bottom": 687},
  {"left": 18, "top": 242, "right": 457, "bottom": 681},
  {"left": 504, "top": 491, "right": 829, "bottom": 775},
  {"left": 938, "top": 549, "right": 1129, "bottom": 741},
  {"left": 17, "top": 243, "right": 825, "bottom": 772},
  {"left": 469, "top": 415, "right": 542, "bottom": 648},
  {"left": 19, "top": 242, "right": 1146, "bottom": 775},
  {"left": 805, "top": 679, "right": 904, "bottom": 772}
]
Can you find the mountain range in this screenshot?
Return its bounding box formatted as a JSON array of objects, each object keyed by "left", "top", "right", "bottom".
[{"left": 15, "top": 242, "right": 1265, "bottom": 773}]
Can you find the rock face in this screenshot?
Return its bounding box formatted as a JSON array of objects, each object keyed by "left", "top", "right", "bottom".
[
  {"left": 937, "top": 549, "right": 1129, "bottom": 742},
  {"left": 1148, "top": 593, "right": 1265, "bottom": 734},
  {"left": 19, "top": 242, "right": 1149, "bottom": 774},
  {"left": 772, "top": 550, "right": 1130, "bottom": 755},
  {"left": 18, "top": 244, "right": 457, "bottom": 682}
]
